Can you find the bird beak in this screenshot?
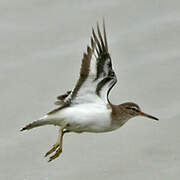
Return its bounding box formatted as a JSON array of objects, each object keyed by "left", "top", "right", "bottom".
[{"left": 140, "top": 112, "right": 159, "bottom": 121}]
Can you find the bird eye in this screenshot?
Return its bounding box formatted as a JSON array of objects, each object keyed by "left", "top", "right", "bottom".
[{"left": 132, "top": 107, "right": 138, "bottom": 112}]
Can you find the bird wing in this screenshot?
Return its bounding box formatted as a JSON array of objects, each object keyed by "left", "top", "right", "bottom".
[
  {"left": 66, "top": 22, "right": 117, "bottom": 104},
  {"left": 49, "top": 22, "right": 117, "bottom": 115}
]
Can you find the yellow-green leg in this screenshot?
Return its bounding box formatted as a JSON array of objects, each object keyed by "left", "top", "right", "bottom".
[{"left": 45, "top": 125, "right": 67, "bottom": 162}]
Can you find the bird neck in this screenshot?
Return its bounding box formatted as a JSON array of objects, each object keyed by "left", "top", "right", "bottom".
[{"left": 110, "top": 104, "right": 132, "bottom": 127}]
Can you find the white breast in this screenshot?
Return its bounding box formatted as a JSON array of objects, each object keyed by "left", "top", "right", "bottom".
[{"left": 53, "top": 101, "right": 113, "bottom": 133}]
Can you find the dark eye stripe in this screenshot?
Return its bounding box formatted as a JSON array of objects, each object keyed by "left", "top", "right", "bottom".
[{"left": 126, "top": 107, "right": 139, "bottom": 112}]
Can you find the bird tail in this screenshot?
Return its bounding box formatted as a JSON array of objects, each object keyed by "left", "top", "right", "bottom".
[{"left": 20, "top": 115, "right": 59, "bottom": 131}]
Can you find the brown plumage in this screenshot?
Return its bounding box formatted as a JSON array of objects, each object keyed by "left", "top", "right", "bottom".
[{"left": 21, "top": 21, "right": 158, "bottom": 163}]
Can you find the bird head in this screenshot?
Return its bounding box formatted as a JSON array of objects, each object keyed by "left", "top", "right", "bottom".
[{"left": 120, "top": 102, "right": 159, "bottom": 121}]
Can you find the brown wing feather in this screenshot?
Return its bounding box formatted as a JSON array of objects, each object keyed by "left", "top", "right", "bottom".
[
  {"left": 50, "top": 21, "right": 117, "bottom": 115},
  {"left": 54, "top": 38, "right": 95, "bottom": 107},
  {"left": 56, "top": 21, "right": 116, "bottom": 104},
  {"left": 70, "top": 42, "right": 95, "bottom": 99},
  {"left": 93, "top": 22, "right": 117, "bottom": 96}
]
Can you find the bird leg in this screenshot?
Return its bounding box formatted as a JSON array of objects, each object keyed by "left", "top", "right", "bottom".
[{"left": 45, "top": 125, "right": 68, "bottom": 162}]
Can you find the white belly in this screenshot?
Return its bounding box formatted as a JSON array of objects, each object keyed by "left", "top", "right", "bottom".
[{"left": 53, "top": 103, "right": 114, "bottom": 133}]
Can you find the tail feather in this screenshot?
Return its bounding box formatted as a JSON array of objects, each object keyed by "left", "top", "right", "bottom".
[{"left": 20, "top": 116, "right": 60, "bottom": 131}]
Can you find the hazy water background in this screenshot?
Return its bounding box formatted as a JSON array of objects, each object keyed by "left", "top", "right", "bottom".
[{"left": 1, "top": 0, "right": 180, "bottom": 179}]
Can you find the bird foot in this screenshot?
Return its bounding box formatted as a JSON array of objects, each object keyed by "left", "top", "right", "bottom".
[
  {"left": 45, "top": 143, "right": 63, "bottom": 162},
  {"left": 48, "top": 147, "right": 62, "bottom": 162},
  {"left": 44, "top": 126, "right": 67, "bottom": 162},
  {"left": 45, "top": 143, "right": 59, "bottom": 157}
]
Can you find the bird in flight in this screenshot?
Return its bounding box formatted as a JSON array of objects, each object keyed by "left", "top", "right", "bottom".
[{"left": 21, "top": 21, "right": 158, "bottom": 162}]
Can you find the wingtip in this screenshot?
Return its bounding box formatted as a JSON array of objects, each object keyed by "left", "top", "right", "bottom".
[
  {"left": 87, "top": 46, "right": 91, "bottom": 53},
  {"left": 92, "top": 27, "right": 95, "bottom": 37},
  {"left": 96, "top": 21, "right": 100, "bottom": 30}
]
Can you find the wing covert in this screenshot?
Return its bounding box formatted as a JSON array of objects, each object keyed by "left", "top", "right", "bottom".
[{"left": 57, "top": 21, "right": 117, "bottom": 105}]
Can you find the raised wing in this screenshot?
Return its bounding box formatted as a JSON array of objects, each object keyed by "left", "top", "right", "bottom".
[
  {"left": 67, "top": 21, "right": 117, "bottom": 104},
  {"left": 55, "top": 21, "right": 117, "bottom": 108}
]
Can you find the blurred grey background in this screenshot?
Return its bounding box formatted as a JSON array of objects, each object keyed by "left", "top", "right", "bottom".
[{"left": 0, "top": 0, "right": 180, "bottom": 179}]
